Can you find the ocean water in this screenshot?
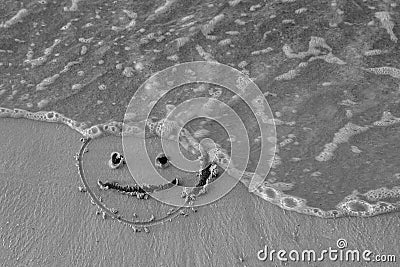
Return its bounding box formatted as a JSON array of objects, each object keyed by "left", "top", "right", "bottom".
[{"left": 1, "top": 0, "right": 400, "bottom": 217}]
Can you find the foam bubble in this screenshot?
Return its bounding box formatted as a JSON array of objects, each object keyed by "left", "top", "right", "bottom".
[
  {"left": 146, "top": 121, "right": 156, "bottom": 133},
  {"left": 0, "top": 107, "right": 99, "bottom": 137},
  {"left": 373, "top": 111, "right": 400, "bottom": 126},
  {"left": 257, "top": 184, "right": 279, "bottom": 200},
  {"left": 346, "top": 200, "right": 371, "bottom": 212},
  {"left": 262, "top": 187, "right": 277, "bottom": 199},
  {"left": 0, "top": 108, "right": 14, "bottom": 118},
  {"left": 10, "top": 108, "right": 27, "bottom": 118},
  {"left": 324, "top": 209, "right": 342, "bottom": 218},
  {"left": 362, "top": 187, "right": 400, "bottom": 202},
  {"left": 337, "top": 198, "right": 400, "bottom": 217},
  {"left": 84, "top": 125, "right": 103, "bottom": 138},
  {"left": 373, "top": 202, "right": 399, "bottom": 214},
  {"left": 302, "top": 207, "right": 325, "bottom": 217},
  {"left": 281, "top": 197, "right": 299, "bottom": 209},
  {"left": 315, "top": 150, "right": 333, "bottom": 162}
]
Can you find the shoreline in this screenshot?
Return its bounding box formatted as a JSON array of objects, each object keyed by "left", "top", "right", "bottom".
[{"left": 1, "top": 109, "right": 399, "bottom": 219}]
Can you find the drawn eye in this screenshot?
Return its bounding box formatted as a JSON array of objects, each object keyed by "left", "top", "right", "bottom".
[
  {"left": 108, "top": 152, "right": 124, "bottom": 169},
  {"left": 155, "top": 153, "right": 170, "bottom": 168}
]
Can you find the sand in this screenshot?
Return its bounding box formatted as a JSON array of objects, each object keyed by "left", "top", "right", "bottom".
[{"left": 0, "top": 118, "right": 399, "bottom": 266}]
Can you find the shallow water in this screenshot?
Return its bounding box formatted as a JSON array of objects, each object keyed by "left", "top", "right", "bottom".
[{"left": 1, "top": 0, "right": 400, "bottom": 217}]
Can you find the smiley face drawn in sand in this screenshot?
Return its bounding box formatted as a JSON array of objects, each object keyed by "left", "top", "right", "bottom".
[{"left": 122, "top": 61, "right": 277, "bottom": 207}]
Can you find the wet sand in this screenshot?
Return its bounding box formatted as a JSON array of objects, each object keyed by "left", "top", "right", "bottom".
[{"left": 0, "top": 118, "right": 399, "bottom": 266}]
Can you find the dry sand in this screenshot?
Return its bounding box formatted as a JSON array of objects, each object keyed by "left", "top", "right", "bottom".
[{"left": 0, "top": 118, "right": 399, "bottom": 266}]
